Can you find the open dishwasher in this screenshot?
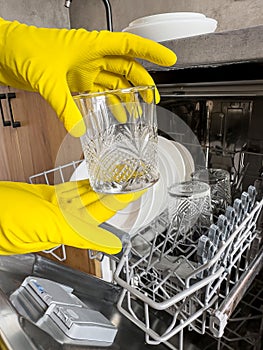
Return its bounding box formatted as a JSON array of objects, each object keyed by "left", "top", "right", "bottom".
[{"left": 1, "top": 66, "right": 263, "bottom": 350}]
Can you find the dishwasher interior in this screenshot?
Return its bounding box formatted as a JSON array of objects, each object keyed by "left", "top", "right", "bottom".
[
  {"left": 1, "top": 77, "right": 263, "bottom": 350},
  {"left": 112, "top": 79, "right": 263, "bottom": 350}
]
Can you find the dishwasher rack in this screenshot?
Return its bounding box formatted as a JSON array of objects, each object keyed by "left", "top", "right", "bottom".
[
  {"left": 29, "top": 162, "right": 263, "bottom": 350},
  {"left": 29, "top": 160, "right": 83, "bottom": 262},
  {"left": 114, "top": 187, "right": 263, "bottom": 350}
]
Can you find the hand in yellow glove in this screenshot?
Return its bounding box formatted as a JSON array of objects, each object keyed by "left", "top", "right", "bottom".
[
  {"left": 0, "top": 18, "right": 177, "bottom": 136},
  {"left": 0, "top": 180, "right": 142, "bottom": 255}
]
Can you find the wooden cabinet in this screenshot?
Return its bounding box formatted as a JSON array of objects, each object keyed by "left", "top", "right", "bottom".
[
  {"left": 0, "top": 86, "right": 67, "bottom": 182},
  {"left": 0, "top": 86, "right": 24, "bottom": 181},
  {"left": 0, "top": 85, "right": 101, "bottom": 277}
]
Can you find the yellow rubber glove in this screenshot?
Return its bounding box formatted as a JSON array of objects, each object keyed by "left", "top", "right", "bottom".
[
  {"left": 0, "top": 18, "right": 177, "bottom": 136},
  {"left": 0, "top": 180, "right": 143, "bottom": 255}
]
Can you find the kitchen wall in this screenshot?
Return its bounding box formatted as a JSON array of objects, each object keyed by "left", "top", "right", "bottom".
[
  {"left": 0, "top": 0, "right": 70, "bottom": 28},
  {"left": 69, "top": 0, "right": 263, "bottom": 32}
]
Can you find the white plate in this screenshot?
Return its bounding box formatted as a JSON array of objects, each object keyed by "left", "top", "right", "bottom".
[
  {"left": 130, "top": 135, "right": 188, "bottom": 233},
  {"left": 181, "top": 145, "right": 195, "bottom": 173},
  {"left": 122, "top": 17, "right": 217, "bottom": 42},
  {"left": 130, "top": 155, "right": 167, "bottom": 234},
  {"left": 158, "top": 145, "right": 175, "bottom": 186},
  {"left": 172, "top": 142, "right": 195, "bottom": 181},
  {"left": 106, "top": 197, "right": 142, "bottom": 231},
  {"left": 158, "top": 137, "right": 179, "bottom": 183},
  {"left": 129, "top": 12, "right": 206, "bottom": 27},
  {"left": 158, "top": 136, "right": 186, "bottom": 183},
  {"left": 70, "top": 160, "right": 89, "bottom": 181}
]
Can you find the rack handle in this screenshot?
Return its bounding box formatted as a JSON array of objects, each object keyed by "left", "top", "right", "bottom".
[
  {"left": 0, "top": 94, "right": 11, "bottom": 127},
  {"left": 7, "top": 93, "right": 21, "bottom": 128}
]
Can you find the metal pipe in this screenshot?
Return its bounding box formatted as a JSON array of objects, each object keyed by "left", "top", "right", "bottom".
[
  {"left": 64, "top": 0, "right": 113, "bottom": 31},
  {"left": 101, "top": 0, "right": 113, "bottom": 31}
]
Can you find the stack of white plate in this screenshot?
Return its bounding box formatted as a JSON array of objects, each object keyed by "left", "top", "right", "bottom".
[
  {"left": 122, "top": 12, "right": 217, "bottom": 42},
  {"left": 70, "top": 136, "right": 195, "bottom": 235}
]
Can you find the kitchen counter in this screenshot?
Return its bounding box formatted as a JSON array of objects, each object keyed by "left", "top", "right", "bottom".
[{"left": 142, "top": 25, "right": 263, "bottom": 71}]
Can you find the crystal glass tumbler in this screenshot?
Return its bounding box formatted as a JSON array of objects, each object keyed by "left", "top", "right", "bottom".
[
  {"left": 192, "top": 168, "right": 231, "bottom": 217},
  {"left": 167, "top": 180, "right": 211, "bottom": 255},
  {"left": 168, "top": 180, "right": 211, "bottom": 235},
  {"left": 74, "top": 86, "right": 159, "bottom": 193}
]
